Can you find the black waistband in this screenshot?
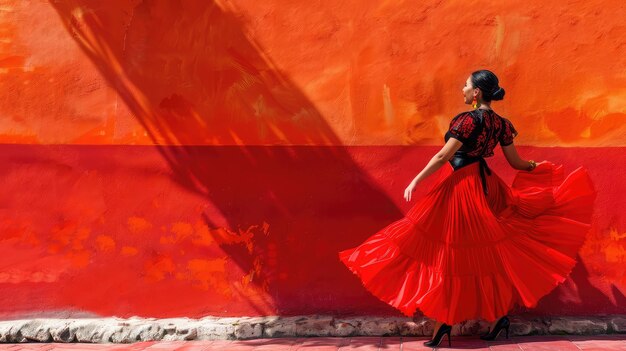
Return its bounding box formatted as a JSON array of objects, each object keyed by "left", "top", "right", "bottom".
[{"left": 448, "top": 154, "right": 492, "bottom": 196}]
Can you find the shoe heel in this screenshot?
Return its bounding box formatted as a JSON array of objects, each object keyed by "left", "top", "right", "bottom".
[
  {"left": 505, "top": 325, "right": 509, "bottom": 339},
  {"left": 447, "top": 330, "right": 452, "bottom": 347}
]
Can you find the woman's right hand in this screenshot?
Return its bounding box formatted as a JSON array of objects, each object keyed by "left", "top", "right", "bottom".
[{"left": 532, "top": 160, "right": 552, "bottom": 172}]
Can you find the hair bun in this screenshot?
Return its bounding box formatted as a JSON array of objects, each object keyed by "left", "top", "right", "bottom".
[
  {"left": 491, "top": 86, "right": 505, "bottom": 101},
  {"left": 471, "top": 70, "right": 504, "bottom": 102}
]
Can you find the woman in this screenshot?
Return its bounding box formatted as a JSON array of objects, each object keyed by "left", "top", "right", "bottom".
[{"left": 338, "top": 70, "right": 596, "bottom": 347}]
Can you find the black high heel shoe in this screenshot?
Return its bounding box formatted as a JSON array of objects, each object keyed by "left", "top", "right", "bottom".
[
  {"left": 480, "top": 315, "right": 510, "bottom": 341},
  {"left": 423, "top": 323, "right": 452, "bottom": 347}
]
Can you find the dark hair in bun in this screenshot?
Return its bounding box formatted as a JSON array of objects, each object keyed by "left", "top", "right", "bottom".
[{"left": 471, "top": 69, "right": 505, "bottom": 102}]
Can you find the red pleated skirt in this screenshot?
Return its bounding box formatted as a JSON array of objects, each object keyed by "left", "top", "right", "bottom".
[{"left": 338, "top": 160, "right": 596, "bottom": 325}]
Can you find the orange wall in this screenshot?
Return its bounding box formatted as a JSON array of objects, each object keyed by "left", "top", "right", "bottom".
[
  {"left": 1, "top": 0, "right": 625, "bottom": 146},
  {"left": 0, "top": 0, "right": 624, "bottom": 319}
]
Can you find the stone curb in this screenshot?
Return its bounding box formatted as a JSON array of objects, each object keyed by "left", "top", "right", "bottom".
[{"left": 0, "top": 314, "right": 624, "bottom": 343}]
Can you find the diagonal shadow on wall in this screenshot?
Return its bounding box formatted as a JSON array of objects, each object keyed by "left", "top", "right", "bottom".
[{"left": 47, "top": 0, "right": 420, "bottom": 318}]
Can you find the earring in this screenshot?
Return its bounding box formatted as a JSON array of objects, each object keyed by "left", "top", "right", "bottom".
[{"left": 472, "top": 96, "right": 478, "bottom": 109}]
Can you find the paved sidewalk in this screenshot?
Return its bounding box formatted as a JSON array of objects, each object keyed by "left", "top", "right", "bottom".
[{"left": 0, "top": 335, "right": 624, "bottom": 350}]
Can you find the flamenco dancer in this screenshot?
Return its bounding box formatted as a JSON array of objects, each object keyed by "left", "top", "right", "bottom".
[{"left": 338, "top": 70, "right": 596, "bottom": 347}]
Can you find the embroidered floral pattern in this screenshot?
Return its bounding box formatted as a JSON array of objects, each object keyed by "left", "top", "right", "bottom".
[
  {"left": 445, "top": 110, "right": 518, "bottom": 158},
  {"left": 448, "top": 113, "right": 476, "bottom": 142},
  {"left": 499, "top": 118, "right": 518, "bottom": 146}
]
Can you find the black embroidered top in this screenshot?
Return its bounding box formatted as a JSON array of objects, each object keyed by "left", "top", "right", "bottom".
[{"left": 444, "top": 109, "right": 518, "bottom": 158}]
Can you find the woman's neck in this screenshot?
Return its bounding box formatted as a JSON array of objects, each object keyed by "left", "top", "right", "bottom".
[{"left": 477, "top": 103, "right": 492, "bottom": 111}]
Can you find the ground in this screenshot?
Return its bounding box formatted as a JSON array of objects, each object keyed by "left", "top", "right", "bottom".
[{"left": 0, "top": 334, "right": 625, "bottom": 350}]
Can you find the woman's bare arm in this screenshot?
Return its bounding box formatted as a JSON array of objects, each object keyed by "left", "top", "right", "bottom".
[
  {"left": 501, "top": 143, "right": 534, "bottom": 170},
  {"left": 410, "top": 138, "right": 463, "bottom": 185}
]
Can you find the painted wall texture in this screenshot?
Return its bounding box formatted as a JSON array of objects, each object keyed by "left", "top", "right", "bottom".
[{"left": 0, "top": 0, "right": 624, "bottom": 319}]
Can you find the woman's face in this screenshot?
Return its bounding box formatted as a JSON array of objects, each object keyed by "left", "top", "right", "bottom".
[{"left": 462, "top": 75, "right": 478, "bottom": 104}]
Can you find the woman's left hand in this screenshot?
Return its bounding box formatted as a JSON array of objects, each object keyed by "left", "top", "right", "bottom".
[{"left": 404, "top": 180, "right": 418, "bottom": 202}]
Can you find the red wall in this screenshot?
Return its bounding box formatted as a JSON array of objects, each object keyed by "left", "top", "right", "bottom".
[
  {"left": 0, "top": 0, "right": 624, "bottom": 319},
  {"left": 0, "top": 145, "right": 624, "bottom": 319}
]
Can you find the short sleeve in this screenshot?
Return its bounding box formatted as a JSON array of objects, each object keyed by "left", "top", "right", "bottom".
[
  {"left": 499, "top": 118, "right": 518, "bottom": 146},
  {"left": 448, "top": 112, "right": 477, "bottom": 143}
]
